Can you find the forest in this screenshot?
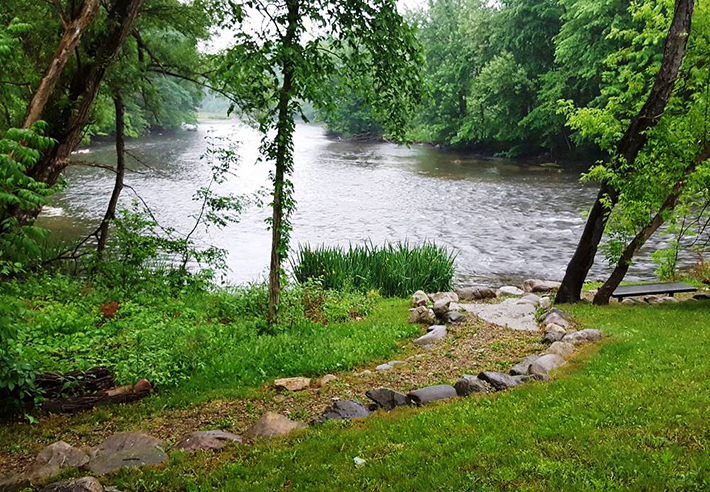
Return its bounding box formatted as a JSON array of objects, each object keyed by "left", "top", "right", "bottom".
[{"left": 0, "top": 0, "right": 709, "bottom": 490}]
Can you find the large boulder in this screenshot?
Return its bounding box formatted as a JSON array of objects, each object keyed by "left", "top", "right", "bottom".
[
  {"left": 454, "top": 375, "right": 491, "bottom": 396},
  {"left": 408, "top": 306, "right": 437, "bottom": 325},
  {"left": 85, "top": 432, "right": 167, "bottom": 475},
  {"left": 509, "top": 355, "right": 539, "bottom": 376},
  {"left": 546, "top": 341, "right": 575, "bottom": 359},
  {"left": 410, "top": 290, "right": 429, "bottom": 307},
  {"left": 497, "top": 286, "right": 524, "bottom": 297},
  {"left": 26, "top": 441, "right": 89, "bottom": 482},
  {"left": 432, "top": 298, "right": 452, "bottom": 317},
  {"left": 477, "top": 371, "right": 524, "bottom": 391},
  {"left": 528, "top": 354, "right": 567, "bottom": 375},
  {"left": 562, "top": 329, "right": 603, "bottom": 345},
  {"left": 542, "top": 324, "right": 566, "bottom": 343},
  {"left": 413, "top": 325, "right": 447, "bottom": 346},
  {"left": 455, "top": 286, "right": 496, "bottom": 301},
  {"left": 317, "top": 400, "right": 372, "bottom": 422},
  {"left": 40, "top": 477, "right": 104, "bottom": 492},
  {"left": 244, "top": 412, "right": 306, "bottom": 439},
  {"left": 429, "top": 292, "right": 459, "bottom": 303},
  {"left": 273, "top": 377, "right": 311, "bottom": 392},
  {"left": 522, "top": 279, "right": 561, "bottom": 293},
  {"left": 406, "top": 385, "right": 457, "bottom": 406},
  {"left": 365, "top": 388, "right": 409, "bottom": 411},
  {"left": 172, "top": 430, "right": 242, "bottom": 452}
]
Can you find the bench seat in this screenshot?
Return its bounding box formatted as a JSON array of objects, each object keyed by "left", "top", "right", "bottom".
[{"left": 611, "top": 282, "right": 697, "bottom": 300}]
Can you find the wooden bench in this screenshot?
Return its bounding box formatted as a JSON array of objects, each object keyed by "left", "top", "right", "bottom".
[{"left": 611, "top": 282, "right": 697, "bottom": 300}]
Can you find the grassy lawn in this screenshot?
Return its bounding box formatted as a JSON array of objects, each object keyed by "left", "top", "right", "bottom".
[{"left": 93, "top": 300, "right": 709, "bottom": 491}]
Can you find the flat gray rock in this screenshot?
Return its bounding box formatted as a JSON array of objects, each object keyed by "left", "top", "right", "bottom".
[
  {"left": 40, "top": 477, "right": 103, "bottom": 492},
  {"left": 375, "top": 363, "right": 393, "bottom": 371},
  {"left": 517, "top": 293, "right": 541, "bottom": 305},
  {"left": 172, "top": 430, "right": 242, "bottom": 452},
  {"left": 454, "top": 375, "right": 491, "bottom": 396},
  {"left": 456, "top": 286, "right": 496, "bottom": 301},
  {"left": 561, "top": 329, "right": 603, "bottom": 345},
  {"left": 413, "top": 325, "right": 447, "bottom": 346},
  {"left": 528, "top": 354, "right": 567, "bottom": 375},
  {"left": 478, "top": 371, "right": 524, "bottom": 391},
  {"left": 318, "top": 400, "right": 372, "bottom": 422},
  {"left": 497, "top": 286, "right": 524, "bottom": 297},
  {"left": 509, "top": 355, "right": 539, "bottom": 376},
  {"left": 407, "top": 385, "right": 457, "bottom": 406},
  {"left": 365, "top": 388, "right": 409, "bottom": 411},
  {"left": 27, "top": 441, "right": 89, "bottom": 481},
  {"left": 459, "top": 298, "right": 538, "bottom": 331},
  {"left": 85, "top": 432, "right": 167, "bottom": 475}
]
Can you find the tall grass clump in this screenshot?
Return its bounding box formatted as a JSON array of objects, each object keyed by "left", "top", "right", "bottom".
[{"left": 292, "top": 241, "right": 456, "bottom": 297}]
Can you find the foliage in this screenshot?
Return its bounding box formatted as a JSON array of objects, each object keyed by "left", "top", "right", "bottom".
[{"left": 292, "top": 241, "right": 455, "bottom": 297}]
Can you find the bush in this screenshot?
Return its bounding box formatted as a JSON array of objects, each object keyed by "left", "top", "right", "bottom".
[{"left": 291, "top": 241, "right": 456, "bottom": 297}]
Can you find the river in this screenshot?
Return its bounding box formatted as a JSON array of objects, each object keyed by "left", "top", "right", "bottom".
[{"left": 38, "top": 120, "right": 669, "bottom": 286}]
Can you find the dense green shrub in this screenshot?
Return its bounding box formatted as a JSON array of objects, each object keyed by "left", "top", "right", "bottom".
[{"left": 291, "top": 241, "right": 456, "bottom": 297}]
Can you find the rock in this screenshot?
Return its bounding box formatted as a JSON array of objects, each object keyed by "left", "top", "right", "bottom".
[
  {"left": 429, "top": 292, "right": 459, "bottom": 303},
  {"left": 85, "top": 432, "right": 167, "bottom": 475},
  {"left": 375, "top": 363, "right": 393, "bottom": 371},
  {"left": 388, "top": 360, "right": 406, "bottom": 367},
  {"left": 365, "top": 388, "right": 409, "bottom": 411},
  {"left": 40, "top": 477, "right": 104, "bottom": 492},
  {"left": 273, "top": 377, "right": 311, "bottom": 392},
  {"left": 522, "top": 279, "right": 561, "bottom": 293},
  {"left": 132, "top": 378, "right": 152, "bottom": 393},
  {"left": 509, "top": 355, "right": 539, "bottom": 376},
  {"left": 455, "top": 286, "right": 496, "bottom": 301},
  {"left": 477, "top": 371, "right": 524, "bottom": 391},
  {"left": 546, "top": 341, "right": 575, "bottom": 359},
  {"left": 319, "top": 374, "right": 337, "bottom": 386},
  {"left": 528, "top": 354, "right": 567, "bottom": 375},
  {"left": 497, "top": 286, "right": 524, "bottom": 297},
  {"left": 454, "top": 375, "right": 491, "bottom": 396},
  {"left": 172, "top": 430, "right": 242, "bottom": 452},
  {"left": 542, "top": 324, "right": 566, "bottom": 343},
  {"left": 538, "top": 297, "right": 551, "bottom": 310},
  {"left": 516, "top": 373, "right": 551, "bottom": 383},
  {"left": 0, "top": 473, "right": 30, "bottom": 492},
  {"left": 26, "top": 441, "right": 89, "bottom": 482},
  {"left": 432, "top": 298, "right": 452, "bottom": 317},
  {"left": 318, "top": 400, "right": 372, "bottom": 422},
  {"left": 541, "top": 311, "right": 571, "bottom": 329},
  {"left": 517, "top": 293, "right": 541, "bottom": 305},
  {"left": 542, "top": 308, "right": 574, "bottom": 322},
  {"left": 406, "top": 385, "right": 458, "bottom": 406},
  {"left": 621, "top": 297, "right": 645, "bottom": 305},
  {"left": 408, "top": 306, "right": 437, "bottom": 325},
  {"left": 356, "top": 370, "right": 372, "bottom": 377},
  {"left": 413, "top": 325, "right": 447, "bottom": 346},
  {"left": 443, "top": 310, "right": 464, "bottom": 324},
  {"left": 459, "top": 298, "right": 538, "bottom": 331},
  {"left": 659, "top": 296, "right": 679, "bottom": 304},
  {"left": 562, "top": 329, "right": 603, "bottom": 345},
  {"left": 244, "top": 412, "right": 306, "bottom": 439},
  {"left": 411, "top": 290, "right": 429, "bottom": 307},
  {"left": 693, "top": 293, "right": 710, "bottom": 300}
]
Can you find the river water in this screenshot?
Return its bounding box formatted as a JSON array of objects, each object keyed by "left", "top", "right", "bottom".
[{"left": 38, "top": 120, "right": 667, "bottom": 286}]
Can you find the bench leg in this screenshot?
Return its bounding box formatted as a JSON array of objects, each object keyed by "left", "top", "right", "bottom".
[{"left": 670, "top": 292, "right": 675, "bottom": 297}]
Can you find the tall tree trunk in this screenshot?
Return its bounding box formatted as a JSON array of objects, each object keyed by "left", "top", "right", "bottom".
[
  {"left": 555, "top": 0, "right": 695, "bottom": 304},
  {"left": 22, "top": 0, "right": 100, "bottom": 128},
  {"left": 267, "top": 0, "right": 300, "bottom": 325},
  {"left": 593, "top": 146, "right": 710, "bottom": 304},
  {"left": 97, "top": 94, "right": 126, "bottom": 256},
  {"left": 21, "top": 0, "right": 143, "bottom": 221}
]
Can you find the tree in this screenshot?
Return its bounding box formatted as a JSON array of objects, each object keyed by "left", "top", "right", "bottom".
[
  {"left": 216, "top": 0, "right": 423, "bottom": 323},
  {"left": 555, "top": 0, "right": 695, "bottom": 304}
]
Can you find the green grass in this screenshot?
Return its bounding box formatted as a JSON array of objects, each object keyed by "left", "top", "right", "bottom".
[
  {"left": 102, "top": 301, "right": 709, "bottom": 491},
  {"left": 292, "top": 241, "right": 456, "bottom": 297}
]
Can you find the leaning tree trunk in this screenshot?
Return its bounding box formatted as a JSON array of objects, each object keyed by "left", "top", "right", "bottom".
[
  {"left": 267, "top": 0, "right": 300, "bottom": 325},
  {"left": 22, "top": 0, "right": 100, "bottom": 128},
  {"left": 97, "top": 94, "right": 126, "bottom": 255},
  {"left": 555, "top": 0, "right": 695, "bottom": 304},
  {"left": 593, "top": 146, "right": 710, "bottom": 304},
  {"left": 19, "top": 0, "right": 143, "bottom": 223}
]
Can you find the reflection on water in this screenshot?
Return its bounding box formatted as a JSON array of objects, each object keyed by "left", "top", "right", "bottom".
[{"left": 39, "top": 120, "right": 664, "bottom": 286}]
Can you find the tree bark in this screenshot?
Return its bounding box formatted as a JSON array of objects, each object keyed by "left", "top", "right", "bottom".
[
  {"left": 555, "top": 0, "right": 695, "bottom": 304},
  {"left": 593, "top": 146, "right": 710, "bottom": 304},
  {"left": 22, "top": 0, "right": 100, "bottom": 128},
  {"left": 267, "top": 0, "right": 300, "bottom": 325},
  {"left": 96, "top": 94, "right": 126, "bottom": 255},
  {"left": 23, "top": 0, "right": 144, "bottom": 209}
]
